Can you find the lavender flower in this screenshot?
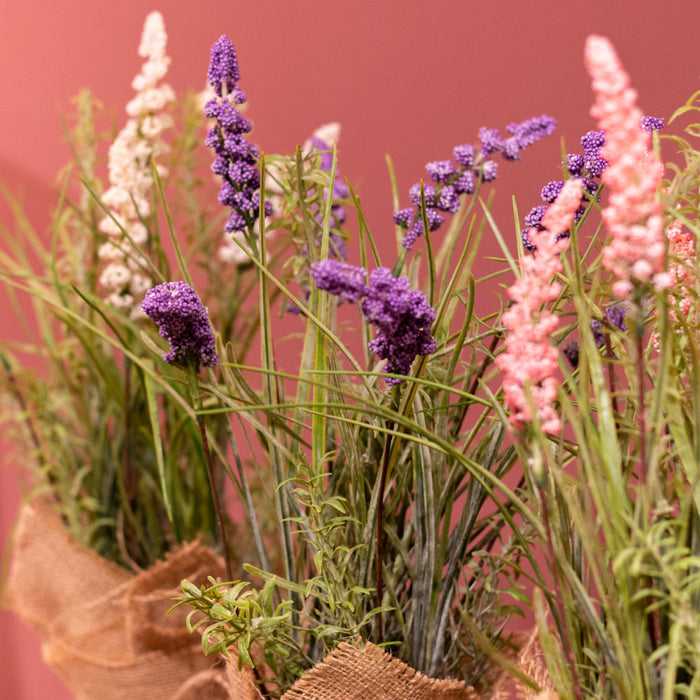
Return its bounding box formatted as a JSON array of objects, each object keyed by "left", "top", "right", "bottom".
[
  {"left": 204, "top": 36, "right": 272, "bottom": 239},
  {"left": 522, "top": 118, "right": 664, "bottom": 252},
  {"left": 394, "top": 115, "right": 556, "bottom": 250},
  {"left": 507, "top": 116, "right": 559, "bottom": 150},
  {"left": 142, "top": 282, "right": 219, "bottom": 369},
  {"left": 207, "top": 35, "right": 240, "bottom": 96},
  {"left": 311, "top": 260, "right": 436, "bottom": 384},
  {"left": 363, "top": 269, "right": 437, "bottom": 383},
  {"left": 641, "top": 116, "right": 664, "bottom": 132}
]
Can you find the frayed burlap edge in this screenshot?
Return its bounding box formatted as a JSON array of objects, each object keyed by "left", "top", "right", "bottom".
[
  {"left": 489, "top": 626, "right": 558, "bottom": 700},
  {"left": 5, "top": 503, "right": 258, "bottom": 700}
]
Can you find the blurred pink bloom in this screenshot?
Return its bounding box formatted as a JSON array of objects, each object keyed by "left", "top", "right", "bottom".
[
  {"left": 497, "top": 179, "right": 583, "bottom": 434},
  {"left": 584, "top": 35, "right": 667, "bottom": 298},
  {"left": 652, "top": 219, "right": 696, "bottom": 348}
]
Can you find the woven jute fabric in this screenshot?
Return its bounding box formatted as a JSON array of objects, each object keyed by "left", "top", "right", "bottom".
[
  {"left": 489, "top": 627, "right": 558, "bottom": 700},
  {"left": 510, "top": 626, "right": 556, "bottom": 699},
  {"left": 280, "top": 641, "right": 480, "bottom": 700},
  {"left": 6, "top": 504, "right": 259, "bottom": 700}
]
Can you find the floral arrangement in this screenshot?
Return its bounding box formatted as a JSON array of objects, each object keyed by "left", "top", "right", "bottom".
[{"left": 4, "top": 10, "right": 700, "bottom": 700}]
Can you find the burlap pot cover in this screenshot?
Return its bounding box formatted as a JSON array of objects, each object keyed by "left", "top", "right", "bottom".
[
  {"left": 7, "top": 504, "right": 555, "bottom": 699},
  {"left": 279, "top": 641, "right": 479, "bottom": 700},
  {"left": 274, "top": 633, "right": 557, "bottom": 700},
  {"left": 5, "top": 504, "right": 259, "bottom": 700}
]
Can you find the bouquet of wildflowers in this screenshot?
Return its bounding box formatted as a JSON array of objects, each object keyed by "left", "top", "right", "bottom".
[{"left": 5, "top": 10, "right": 700, "bottom": 700}]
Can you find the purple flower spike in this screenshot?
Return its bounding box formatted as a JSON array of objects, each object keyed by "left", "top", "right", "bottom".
[
  {"left": 362, "top": 268, "right": 436, "bottom": 384},
  {"left": 398, "top": 116, "right": 556, "bottom": 250},
  {"left": 311, "top": 261, "right": 437, "bottom": 384},
  {"left": 208, "top": 35, "right": 241, "bottom": 97},
  {"left": 142, "top": 282, "right": 219, "bottom": 369},
  {"left": 205, "top": 36, "right": 270, "bottom": 239},
  {"left": 506, "top": 115, "right": 557, "bottom": 149}
]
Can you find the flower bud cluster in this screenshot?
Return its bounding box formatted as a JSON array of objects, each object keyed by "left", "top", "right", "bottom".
[
  {"left": 204, "top": 36, "right": 272, "bottom": 248},
  {"left": 311, "top": 260, "right": 436, "bottom": 384},
  {"left": 522, "top": 117, "right": 663, "bottom": 252},
  {"left": 394, "top": 115, "right": 556, "bottom": 250},
  {"left": 142, "top": 282, "right": 219, "bottom": 369}
]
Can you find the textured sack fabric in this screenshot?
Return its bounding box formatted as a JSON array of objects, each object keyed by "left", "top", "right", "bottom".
[
  {"left": 276, "top": 632, "right": 558, "bottom": 700},
  {"left": 6, "top": 504, "right": 258, "bottom": 700},
  {"left": 280, "top": 640, "right": 480, "bottom": 700},
  {"left": 489, "top": 627, "right": 557, "bottom": 700}
]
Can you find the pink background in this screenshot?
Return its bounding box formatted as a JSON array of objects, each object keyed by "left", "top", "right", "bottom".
[{"left": 2, "top": 1, "right": 700, "bottom": 696}]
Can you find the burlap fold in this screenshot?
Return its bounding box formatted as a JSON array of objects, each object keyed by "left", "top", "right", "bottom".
[
  {"left": 6, "top": 504, "right": 258, "bottom": 700},
  {"left": 280, "top": 641, "right": 479, "bottom": 700}
]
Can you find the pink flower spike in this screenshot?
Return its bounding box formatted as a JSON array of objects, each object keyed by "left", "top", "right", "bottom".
[
  {"left": 584, "top": 35, "right": 666, "bottom": 297},
  {"left": 496, "top": 179, "right": 582, "bottom": 435}
]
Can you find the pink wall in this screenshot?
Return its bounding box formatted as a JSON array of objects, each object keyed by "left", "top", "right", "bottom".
[{"left": 2, "top": 1, "right": 700, "bottom": 696}]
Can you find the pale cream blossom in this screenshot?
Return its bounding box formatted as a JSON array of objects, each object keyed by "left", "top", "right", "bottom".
[
  {"left": 302, "top": 121, "right": 341, "bottom": 153},
  {"left": 98, "top": 11, "right": 174, "bottom": 316},
  {"left": 218, "top": 232, "right": 251, "bottom": 266}
]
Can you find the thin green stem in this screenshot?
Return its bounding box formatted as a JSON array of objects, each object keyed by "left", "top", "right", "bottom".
[
  {"left": 636, "top": 323, "right": 648, "bottom": 482},
  {"left": 187, "top": 364, "right": 234, "bottom": 581},
  {"left": 602, "top": 326, "right": 620, "bottom": 424},
  {"left": 375, "top": 418, "right": 394, "bottom": 645}
]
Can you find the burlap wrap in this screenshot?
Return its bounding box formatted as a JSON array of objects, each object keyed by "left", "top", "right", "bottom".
[
  {"left": 6, "top": 504, "right": 258, "bottom": 699},
  {"left": 276, "top": 633, "right": 557, "bottom": 699},
  {"left": 280, "top": 641, "right": 478, "bottom": 700},
  {"left": 7, "top": 504, "right": 554, "bottom": 699}
]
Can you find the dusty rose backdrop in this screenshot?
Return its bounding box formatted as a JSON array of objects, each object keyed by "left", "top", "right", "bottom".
[{"left": 2, "top": 1, "right": 700, "bottom": 696}]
